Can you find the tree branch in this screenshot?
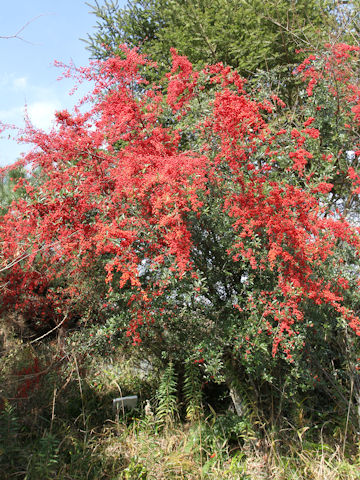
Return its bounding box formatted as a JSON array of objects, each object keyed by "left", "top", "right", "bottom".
[{"left": 0, "top": 15, "right": 48, "bottom": 44}]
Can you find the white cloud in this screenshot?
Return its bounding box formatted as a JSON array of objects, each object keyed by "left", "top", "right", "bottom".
[
  {"left": 0, "top": 76, "right": 91, "bottom": 167},
  {"left": 0, "top": 73, "right": 28, "bottom": 91},
  {"left": 0, "top": 105, "right": 23, "bottom": 124},
  {"left": 0, "top": 99, "right": 60, "bottom": 166},
  {"left": 27, "top": 100, "right": 61, "bottom": 130},
  {"left": 13, "top": 77, "right": 27, "bottom": 89},
  {"left": 0, "top": 100, "right": 61, "bottom": 131},
  {"left": 0, "top": 73, "right": 13, "bottom": 88}
]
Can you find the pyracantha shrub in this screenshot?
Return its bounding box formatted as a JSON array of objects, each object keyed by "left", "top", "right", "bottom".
[{"left": 1, "top": 44, "right": 360, "bottom": 378}]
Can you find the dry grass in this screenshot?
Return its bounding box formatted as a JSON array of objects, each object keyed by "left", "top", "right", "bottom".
[{"left": 94, "top": 419, "right": 360, "bottom": 480}]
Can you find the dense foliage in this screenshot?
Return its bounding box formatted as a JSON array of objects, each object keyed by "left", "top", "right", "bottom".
[
  {"left": 84, "top": 0, "right": 360, "bottom": 106},
  {"left": 0, "top": 43, "right": 359, "bottom": 420},
  {"left": 85, "top": 0, "right": 339, "bottom": 72}
]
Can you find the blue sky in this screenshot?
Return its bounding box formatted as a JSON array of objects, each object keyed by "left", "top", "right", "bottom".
[{"left": 0, "top": 0, "right": 125, "bottom": 167}]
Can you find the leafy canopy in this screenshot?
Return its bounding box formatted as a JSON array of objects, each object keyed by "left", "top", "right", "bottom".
[
  {"left": 85, "top": 0, "right": 336, "bottom": 75},
  {"left": 1, "top": 43, "right": 360, "bottom": 374}
]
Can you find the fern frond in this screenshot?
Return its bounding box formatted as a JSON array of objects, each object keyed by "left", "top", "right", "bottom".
[
  {"left": 184, "top": 361, "right": 203, "bottom": 422},
  {"left": 156, "top": 362, "right": 178, "bottom": 426}
]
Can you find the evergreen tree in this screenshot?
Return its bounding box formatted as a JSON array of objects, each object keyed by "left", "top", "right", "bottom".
[{"left": 85, "top": 0, "right": 341, "bottom": 75}]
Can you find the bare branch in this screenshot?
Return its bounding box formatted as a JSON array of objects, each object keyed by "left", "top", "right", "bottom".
[
  {"left": 29, "top": 313, "right": 68, "bottom": 345},
  {"left": 0, "top": 14, "right": 50, "bottom": 44},
  {"left": 0, "top": 229, "right": 80, "bottom": 273}
]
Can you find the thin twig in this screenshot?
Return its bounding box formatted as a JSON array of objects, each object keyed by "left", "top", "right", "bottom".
[
  {"left": 0, "top": 15, "right": 50, "bottom": 45},
  {"left": 50, "top": 385, "right": 57, "bottom": 433},
  {"left": 29, "top": 314, "right": 68, "bottom": 345},
  {"left": 73, "top": 352, "right": 87, "bottom": 440},
  {"left": 343, "top": 376, "right": 354, "bottom": 456},
  {"left": 0, "top": 229, "right": 80, "bottom": 273}
]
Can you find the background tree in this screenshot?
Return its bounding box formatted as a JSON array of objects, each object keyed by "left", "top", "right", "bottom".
[
  {"left": 84, "top": 0, "right": 360, "bottom": 111},
  {"left": 85, "top": 0, "right": 351, "bottom": 105},
  {"left": 85, "top": 0, "right": 334, "bottom": 71}
]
